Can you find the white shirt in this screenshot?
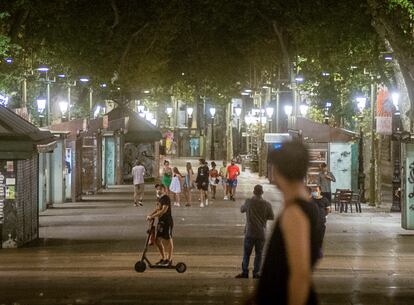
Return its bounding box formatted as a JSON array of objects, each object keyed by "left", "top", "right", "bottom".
[{"left": 132, "top": 165, "right": 145, "bottom": 185}]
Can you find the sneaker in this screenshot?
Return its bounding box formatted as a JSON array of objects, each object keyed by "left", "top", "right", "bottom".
[
  {"left": 155, "top": 259, "right": 165, "bottom": 265},
  {"left": 160, "top": 259, "right": 171, "bottom": 267},
  {"left": 235, "top": 273, "right": 248, "bottom": 279},
  {"left": 200, "top": 203, "right": 205, "bottom": 208},
  {"left": 224, "top": 196, "right": 229, "bottom": 200},
  {"left": 176, "top": 202, "right": 181, "bottom": 207},
  {"left": 138, "top": 201, "right": 143, "bottom": 206},
  {"left": 205, "top": 199, "right": 209, "bottom": 206},
  {"left": 134, "top": 203, "right": 138, "bottom": 207},
  {"left": 185, "top": 203, "right": 191, "bottom": 207}
]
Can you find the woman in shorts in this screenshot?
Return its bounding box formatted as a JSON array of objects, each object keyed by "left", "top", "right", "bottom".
[
  {"left": 183, "top": 162, "right": 194, "bottom": 207},
  {"left": 209, "top": 161, "right": 219, "bottom": 200}
]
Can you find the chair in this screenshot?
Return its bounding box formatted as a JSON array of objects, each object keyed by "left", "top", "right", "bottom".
[
  {"left": 351, "top": 193, "right": 362, "bottom": 213},
  {"left": 333, "top": 189, "right": 345, "bottom": 211},
  {"left": 338, "top": 189, "right": 353, "bottom": 213}
]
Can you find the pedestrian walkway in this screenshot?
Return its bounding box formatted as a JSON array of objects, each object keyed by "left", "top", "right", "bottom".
[{"left": 0, "top": 162, "right": 413, "bottom": 304}]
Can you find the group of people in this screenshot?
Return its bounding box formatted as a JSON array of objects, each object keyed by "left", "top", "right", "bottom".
[
  {"left": 133, "top": 142, "right": 336, "bottom": 304},
  {"left": 159, "top": 158, "right": 240, "bottom": 208}
]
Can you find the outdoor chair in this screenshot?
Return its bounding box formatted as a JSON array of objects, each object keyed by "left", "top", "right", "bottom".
[
  {"left": 333, "top": 189, "right": 346, "bottom": 211},
  {"left": 338, "top": 189, "right": 353, "bottom": 213},
  {"left": 351, "top": 193, "right": 362, "bottom": 213}
]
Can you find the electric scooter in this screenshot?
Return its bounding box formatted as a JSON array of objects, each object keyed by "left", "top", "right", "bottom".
[{"left": 134, "top": 219, "right": 187, "bottom": 273}]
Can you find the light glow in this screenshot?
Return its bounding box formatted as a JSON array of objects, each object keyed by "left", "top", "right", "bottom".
[
  {"left": 265, "top": 107, "right": 274, "bottom": 118},
  {"left": 234, "top": 106, "right": 242, "bottom": 117},
  {"left": 166, "top": 107, "right": 173, "bottom": 116},
  {"left": 37, "top": 98, "right": 47, "bottom": 113},
  {"left": 284, "top": 105, "right": 293, "bottom": 116},
  {"left": 58, "top": 101, "right": 69, "bottom": 114},
  {"left": 210, "top": 107, "right": 216, "bottom": 118},
  {"left": 187, "top": 107, "right": 194, "bottom": 117},
  {"left": 300, "top": 104, "right": 309, "bottom": 116}
]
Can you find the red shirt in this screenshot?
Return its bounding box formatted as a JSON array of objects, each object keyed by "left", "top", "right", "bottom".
[{"left": 227, "top": 165, "right": 240, "bottom": 180}]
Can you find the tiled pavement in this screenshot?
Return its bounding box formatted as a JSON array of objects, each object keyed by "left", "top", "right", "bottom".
[{"left": 0, "top": 159, "right": 413, "bottom": 304}]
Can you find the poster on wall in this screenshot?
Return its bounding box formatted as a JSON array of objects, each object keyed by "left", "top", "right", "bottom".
[
  {"left": 403, "top": 143, "right": 414, "bottom": 230},
  {"left": 0, "top": 172, "right": 4, "bottom": 224}
]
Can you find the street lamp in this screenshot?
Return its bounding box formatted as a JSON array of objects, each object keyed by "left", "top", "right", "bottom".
[
  {"left": 58, "top": 100, "right": 69, "bottom": 120},
  {"left": 187, "top": 107, "right": 194, "bottom": 128},
  {"left": 210, "top": 107, "right": 216, "bottom": 160},
  {"left": 299, "top": 103, "right": 309, "bottom": 117},
  {"left": 265, "top": 106, "right": 274, "bottom": 132},
  {"left": 37, "top": 98, "right": 47, "bottom": 126},
  {"left": 284, "top": 105, "right": 293, "bottom": 129},
  {"left": 37, "top": 65, "right": 49, "bottom": 72},
  {"left": 391, "top": 92, "right": 400, "bottom": 112},
  {"left": 166, "top": 106, "right": 173, "bottom": 127},
  {"left": 324, "top": 101, "right": 332, "bottom": 125},
  {"left": 391, "top": 91, "right": 402, "bottom": 212},
  {"left": 356, "top": 96, "right": 367, "bottom": 203}
]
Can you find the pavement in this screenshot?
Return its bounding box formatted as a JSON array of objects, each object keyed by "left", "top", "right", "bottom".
[{"left": 0, "top": 159, "right": 413, "bottom": 304}]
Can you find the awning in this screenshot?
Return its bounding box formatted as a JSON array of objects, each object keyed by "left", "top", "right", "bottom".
[
  {"left": 296, "top": 117, "right": 356, "bottom": 143},
  {"left": 106, "top": 107, "right": 162, "bottom": 142},
  {"left": 0, "top": 105, "right": 55, "bottom": 159}
]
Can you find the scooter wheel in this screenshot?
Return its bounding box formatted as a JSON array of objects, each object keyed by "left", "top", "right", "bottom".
[
  {"left": 175, "top": 262, "right": 187, "bottom": 273},
  {"left": 135, "top": 261, "right": 146, "bottom": 273}
]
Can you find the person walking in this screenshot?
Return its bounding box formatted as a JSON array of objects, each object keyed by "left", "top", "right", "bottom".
[
  {"left": 249, "top": 141, "right": 322, "bottom": 305},
  {"left": 169, "top": 167, "right": 183, "bottom": 207},
  {"left": 317, "top": 162, "right": 336, "bottom": 203},
  {"left": 219, "top": 161, "right": 228, "bottom": 200},
  {"left": 209, "top": 161, "right": 219, "bottom": 200},
  {"left": 196, "top": 159, "right": 209, "bottom": 208},
  {"left": 183, "top": 162, "right": 194, "bottom": 207},
  {"left": 132, "top": 160, "right": 145, "bottom": 206},
  {"left": 147, "top": 184, "right": 174, "bottom": 266},
  {"left": 161, "top": 160, "right": 173, "bottom": 193},
  {"left": 235, "top": 184, "right": 274, "bottom": 279},
  {"left": 227, "top": 159, "right": 240, "bottom": 201}
]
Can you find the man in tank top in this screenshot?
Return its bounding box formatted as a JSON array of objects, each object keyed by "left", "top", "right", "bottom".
[{"left": 247, "top": 141, "right": 322, "bottom": 305}]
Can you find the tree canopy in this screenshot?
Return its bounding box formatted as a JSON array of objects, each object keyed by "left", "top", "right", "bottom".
[{"left": 0, "top": 0, "right": 413, "bottom": 129}]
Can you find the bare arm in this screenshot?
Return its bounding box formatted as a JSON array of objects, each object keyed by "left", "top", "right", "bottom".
[
  {"left": 281, "top": 206, "right": 312, "bottom": 305},
  {"left": 147, "top": 205, "right": 168, "bottom": 220}
]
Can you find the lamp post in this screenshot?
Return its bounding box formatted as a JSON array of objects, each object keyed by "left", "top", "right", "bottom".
[
  {"left": 187, "top": 107, "right": 194, "bottom": 129},
  {"left": 79, "top": 77, "right": 93, "bottom": 118},
  {"left": 369, "top": 80, "right": 377, "bottom": 206},
  {"left": 265, "top": 106, "right": 274, "bottom": 132},
  {"left": 284, "top": 104, "right": 293, "bottom": 129},
  {"left": 37, "top": 66, "right": 55, "bottom": 125},
  {"left": 37, "top": 98, "right": 47, "bottom": 127},
  {"left": 234, "top": 105, "right": 242, "bottom": 154},
  {"left": 299, "top": 103, "right": 309, "bottom": 117},
  {"left": 391, "top": 92, "right": 402, "bottom": 212},
  {"left": 356, "top": 96, "right": 367, "bottom": 202},
  {"left": 166, "top": 106, "right": 173, "bottom": 127},
  {"left": 324, "top": 102, "right": 332, "bottom": 125},
  {"left": 58, "top": 100, "right": 69, "bottom": 121},
  {"left": 210, "top": 107, "right": 216, "bottom": 160}
]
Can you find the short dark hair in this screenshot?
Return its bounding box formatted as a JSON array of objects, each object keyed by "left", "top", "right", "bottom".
[
  {"left": 269, "top": 141, "right": 309, "bottom": 181},
  {"left": 253, "top": 184, "right": 264, "bottom": 196},
  {"left": 321, "top": 162, "right": 327, "bottom": 168},
  {"left": 199, "top": 158, "right": 205, "bottom": 164},
  {"left": 155, "top": 184, "right": 166, "bottom": 189}
]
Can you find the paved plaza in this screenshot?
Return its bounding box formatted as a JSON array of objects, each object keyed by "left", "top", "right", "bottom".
[{"left": 0, "top": 162, "right": 413, "bottom": 304}]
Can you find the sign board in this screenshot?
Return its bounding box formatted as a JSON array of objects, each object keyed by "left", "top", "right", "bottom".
[
  {"left": 376, "top": 87, "right": 393, "bottom": 135},
  {"left": 103, "top": 115, "right": 109, "bottom": 129},
  {"left": 402, "top": 143, "right": 414, "bottom": 230},
  {"left": 264, "top": 133, "right": 291, "bottom": 143}
]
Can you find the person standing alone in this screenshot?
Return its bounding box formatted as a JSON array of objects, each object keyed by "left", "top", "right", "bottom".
[
  {"left": 235, "top": 184, "right": 274, "bottom": 279},
  {"left": 132, "top": 160, "right": 145, "bottom": 206},
  {"left": 317, "top": 162, "right": 336, "bottom": 203},
  {"left": 196, "top": 159, "right": 209, "bottom": 207}
]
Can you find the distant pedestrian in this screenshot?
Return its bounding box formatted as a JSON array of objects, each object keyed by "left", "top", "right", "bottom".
[
  {"left": 169, "top": 167, "right": 183, "bottom": 207},
  {"left": 317, "top": 162, "right": 336, "bottom": 203},
  {"left": 250, "top": 141, "right": 322, "bottom": 305},
  {"left": 309, "top": 186, "right": 330, "bottom": 245},
  {"left": 183, "top": 162, "right": 195, "bottom": 207},
  {"left": 147, "top": 184, "right": 174, "bottom": 267},
  {"left": 132, "top": 160, "right": 145, "bottom": 206},
  {"left": 196, "top": 159, "right": 209, "bottom": 207},
  {"left": 219, "top": 161, "right": 229, "bottom": 200},
  {"left": 209, "top": 161, "right": 219, "bottom": 200},
  {"left": 235, "top": 185, "right": 274, "bottom": 279},
  {"left": 227, "top": 159, "right": 240, "bottom": 201},
  {"left": 162, "top": 160, "right": 173, "bottom": 193}
]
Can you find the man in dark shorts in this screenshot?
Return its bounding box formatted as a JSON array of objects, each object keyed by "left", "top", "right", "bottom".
[
  {"left": 147, "top": 184, "right": 174, "bottom": 266},
  {"left": 248, "top": 141, "right": 322, "bottom": 305},
  {"left": 226, "top": 159, "right": 240, "bottom": 201},
  {"left": 196, "top": 159, "right": 209, "bottom": 207}
]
